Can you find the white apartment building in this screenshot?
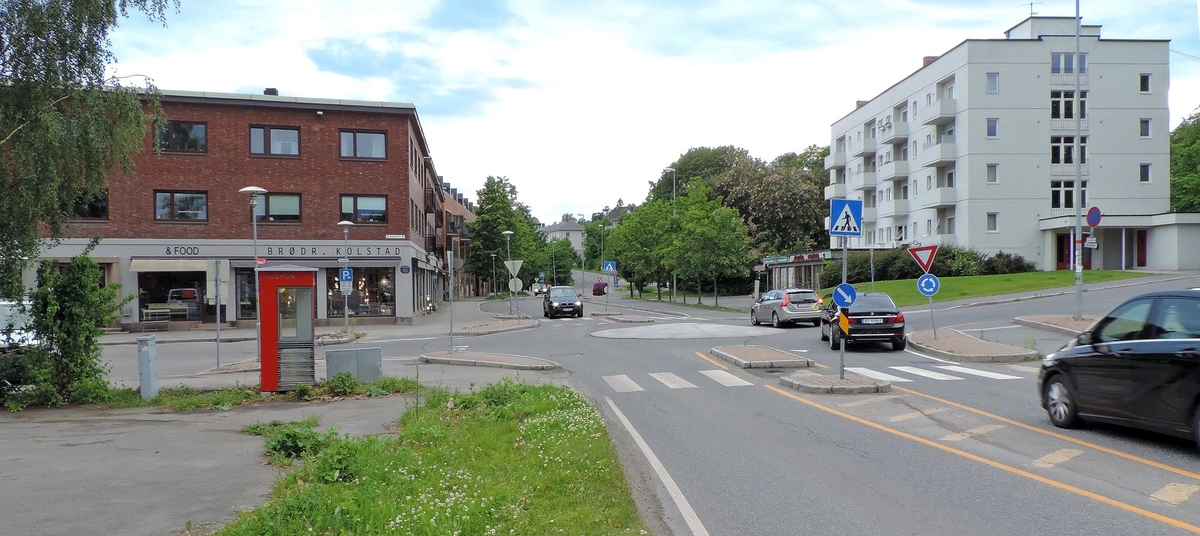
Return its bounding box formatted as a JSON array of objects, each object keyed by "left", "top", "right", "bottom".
[
  {"left": 541, "top": 220, "right": 586, "bottom": 257},
  {"left": 824, "top": 16, "right": 1200, "bottom": 271}
]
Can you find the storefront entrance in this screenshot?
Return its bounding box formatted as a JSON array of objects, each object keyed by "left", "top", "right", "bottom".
[{"left": 1055, "top": 232, "right": 1092, "bottom": 271}]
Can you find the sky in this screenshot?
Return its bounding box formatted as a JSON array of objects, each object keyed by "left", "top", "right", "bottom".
[{"left": 107, "top": 0, "right": 1200, "bottom": 225}]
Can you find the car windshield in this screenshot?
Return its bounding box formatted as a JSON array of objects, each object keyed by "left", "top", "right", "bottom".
[
  {"left": 549, "top": 288, "right": 577, "bottom": 299},
  {"left": 850, "top": 294, "right": 897, "bottom": 310},
  {"left": 786, "top": 291, "right": 818, "bottom": 304}
]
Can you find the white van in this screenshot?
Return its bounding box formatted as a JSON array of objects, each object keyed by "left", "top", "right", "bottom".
[{"left": 0, "top": 300, "right": 37, "bottom": 348}]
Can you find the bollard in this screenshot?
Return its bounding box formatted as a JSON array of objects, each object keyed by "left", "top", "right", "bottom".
[{"left": 137, "top": 335, "right": 159, "bottom": 400}]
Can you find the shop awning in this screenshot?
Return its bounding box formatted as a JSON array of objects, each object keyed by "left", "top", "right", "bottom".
[{"left": 129, "top": 259, "right": 230, "bottom": 305}]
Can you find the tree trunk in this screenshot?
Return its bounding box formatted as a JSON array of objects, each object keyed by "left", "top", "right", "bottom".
[
  {"left": 696, "top": 278, "right": 703, "bottom": 305},
  {"left": 656, "top": 276, "right": 662, "bottom": 301},
  {"left": 714, "top": 276, "right": 719, "bottom": 307}
]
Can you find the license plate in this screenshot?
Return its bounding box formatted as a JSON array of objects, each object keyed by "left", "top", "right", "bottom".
[
  {"left": 562, "top": 307, "right": 573, "bottom": 311},
  {"left": 861, "top": 318, "right": 884, "bottom": 324}
]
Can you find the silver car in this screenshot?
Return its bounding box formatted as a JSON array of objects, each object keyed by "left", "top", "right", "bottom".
[{"left": 751, "top": 288, "right": 823, "bottom": 328}]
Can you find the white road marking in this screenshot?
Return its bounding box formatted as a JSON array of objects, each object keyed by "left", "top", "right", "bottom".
[
  {"left": 935, "top": 365, "right": 1022, "bottom": 380},
  {"left": 890, "top": 407, "right": 948, "bottom": 422},
  {"left": 699, "top": 369, "right": 753, "bottom": 387},
  {"left": 837, "top": 394, "right": 900, "bottom": 408},
  {"left": 1033, "top": 448, "right": 1084, "bottom": 468},
  {"left": 605, "top": 397, "right": 710, "bottom": 536},
  {"left": 903, "top": 348, "right": 959, "bottom": 364},
  {"left": 1008, "top": 364, "right": 1041, "bottom": 374},
  {"left": 890, "top": 366, "right": 963, "bottom": 381},
  {"left": 369, "top": 336, "right": 438, "bottom": 343},
  {"left": 649, "top": 372, "right": 698, "bottom": 389},
  {"left": 603, "top": 374, "right": 644, "bottom": 393},
  {"left": 941, "top": 424, "right": 1006, "bottom": 441},
  {"left": 787, "top": 349, "right": 811, "bottom": 353},
  {"left": 846, "top": 367, "right": 912, "bottom": 383},
  {"left": 969, "top": 325, "right": 1023, "bottom": 332},
  {"left": 1152, "top": 483, "right": 1200, "bottom": 506}
]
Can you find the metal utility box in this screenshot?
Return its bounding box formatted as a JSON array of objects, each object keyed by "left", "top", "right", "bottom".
[{"left": 258, "top": 266, "right": 317, "bottom": 392}]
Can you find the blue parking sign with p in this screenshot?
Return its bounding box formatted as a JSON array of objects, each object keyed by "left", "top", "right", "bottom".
[{"left": 339, "top": 268, "right": 353, "bottom": 282}]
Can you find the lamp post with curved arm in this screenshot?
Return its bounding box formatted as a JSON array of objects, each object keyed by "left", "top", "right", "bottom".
[{"left": 238, "top": 186, "right": 266, "bottom": 360}]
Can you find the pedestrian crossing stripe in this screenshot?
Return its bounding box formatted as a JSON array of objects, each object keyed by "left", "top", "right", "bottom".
[{"left": 603, "top": 365, "right": 1025, "bottom": 394}]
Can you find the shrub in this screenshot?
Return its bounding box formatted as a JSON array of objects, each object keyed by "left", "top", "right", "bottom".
[
  {"left": 327, "top": 371, "right": 360, "bottom": 396},
  {"left": 981, "top": 251, "right": 1036, "bottom": 274},
  {"left": 950, "top": 249, "right": 985, "bottom": 277},
  {"left": 263, "top": 422, "right": 339, "bottom": 458}
]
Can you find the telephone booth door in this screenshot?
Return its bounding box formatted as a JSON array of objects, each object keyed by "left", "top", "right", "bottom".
[{"left": 258, "top": 267, "right": 317, "bottom": 392}]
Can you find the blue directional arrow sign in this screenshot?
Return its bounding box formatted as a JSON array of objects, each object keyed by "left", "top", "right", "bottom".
[
  {"left": 829, "top": 199, "right": 863, "bottom": 237},
  {"left": 918, "top": 273, "right": 940, "bottom": 297},
  {"left": 833, "top": 283, "right": 857, "bottom": 307},
  {"left": 339, "top": 268, "right": 353, "bottom": 282}
]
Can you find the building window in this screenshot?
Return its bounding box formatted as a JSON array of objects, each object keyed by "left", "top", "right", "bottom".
[
  {"left": 1140, "top": 163, "right": 1151, "bottom": 182},
  {"left": 986, "top": 118, "right": 999, "bottom": 138},
  {"left": 326, "top": 267, "right": 396, "bottom": 317},
  {"left": 154, "top": 191, "right": 207, "bottom": 221},
  {"left": 986, "top": 73, "right": 999, "bottom": 93},
  {"left": 1051, "top": 52, "right": 1087, "bottom": 74},
  {"left": 1140, "top": 119, "right": 1151, "bottom": 137},
  {"left": 156, "top": 121, "right": 207, "bottom": 153},
  {"left": 1051, "top": 136, "right": 1088, "bottom": 164},
  {"left": 944, "top": 170, "right": 956, "bottom": 188},
  {"left": 254, "top": 193, "right": 301, "bottom": 222},
  {"left": 926, "top": 176, "right": 932, "bottom": 190},
  {"left": 341, "top": 195, "right": 387, "bottom": 223},
  {"left": 926, "top": 219, "right": 933, "bottom": 235},
  {"left": 1050, "top": 180, "right": 1089, "bottom": 209},
  {"left": 1140, "top": 73, "right": 1151, "bottom": 93},
  {"left": 986, "top": 164, "right": 999, "bottom": 184},
  {"left": 1050, "top": 90, "right": 1088, "bottom": 119},
  {"left": 72, "top": 191, "right": 109, "bottom": 220},
  {"left": 339, "top": 130, "right": 387, "bottom": 159},
  {"left": 986, "top": 213, "right": 999, "bottom": 232},
  {"left": 250, "top": 126, "right": 300, "bottom": 156}
]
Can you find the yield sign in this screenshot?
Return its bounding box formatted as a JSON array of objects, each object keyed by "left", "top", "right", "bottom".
[
  {"left": 503, "top": 259, "right": 523, "bottom": 277},
  {"left": 908, "top": 245, "right": 938, "bottom": 273}
]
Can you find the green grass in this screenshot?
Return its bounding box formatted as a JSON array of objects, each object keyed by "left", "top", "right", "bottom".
[
  {"left": 102, "top": 376, "right": 420, "bottom": 411},
  {"left": 217, "top": 379, "right": 648, "bottom": 535},
  {"left": 823, "top": 270, "right": 1149, "bottom": 308}
]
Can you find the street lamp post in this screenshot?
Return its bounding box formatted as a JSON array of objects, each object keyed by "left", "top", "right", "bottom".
[
  {"left": 490, "top": 253, "right": 497, "bottom": 296},
  {"left": 600, "top": 220, "right": 609, "bottom": 312},
  {"left": 667, "top": 166, "right": 676, "bottom": 302},
  {"left": 551, "top": 245, "right": 556, "bottom": 286},
  {"left": 576, "top": 214, "right": 586, "bottom": 298},
  {"left": 238, "top": 186, "right": 266, "bottom": 360},
  {"left": 502, "top": 230, "right": 515, "bottom": 316},
  {"left": 337, "top": 220, "right": 354, "bottom": 332}
]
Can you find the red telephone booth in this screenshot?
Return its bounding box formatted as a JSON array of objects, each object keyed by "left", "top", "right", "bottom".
[{"left": 258, "top": 266, "right": 317, "bottom": 392}]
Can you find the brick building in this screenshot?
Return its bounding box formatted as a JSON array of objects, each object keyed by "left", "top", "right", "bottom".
[{"left": 31, "top": 89, "right": 455, "bottom": 328}]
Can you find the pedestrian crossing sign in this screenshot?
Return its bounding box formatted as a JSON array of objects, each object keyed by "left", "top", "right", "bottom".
[{"left": 829, "top": 199, "right": 863, "bottom": 237}]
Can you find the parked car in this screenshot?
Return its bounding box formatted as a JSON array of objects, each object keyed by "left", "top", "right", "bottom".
[
  {"left": 1039, "top": 289, "right": 1200, "bottom": 443},
  {"left": 751, "top": 288, "right": 823, "bottom": 328},
  {"left": 544, "top": 286, "right": 583, "bottom": 318},
  {"left": 819, "top": 292, "right": 906, "bottom": 351},
  {"left": 592, "top": 280, "right": 608, "bottom": 296},
  {"left": 0, "top": 300, "right": 36, "bottom": 349},
  {"left": 532, "top": 283, "right": 549, "bottom": 296}
]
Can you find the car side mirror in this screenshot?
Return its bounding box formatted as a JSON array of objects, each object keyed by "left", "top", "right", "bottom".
[{"left": 1076, "top": 332, "right": 1092, "bottom": 346}]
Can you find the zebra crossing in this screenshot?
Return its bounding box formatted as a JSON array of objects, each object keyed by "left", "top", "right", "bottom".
[{"left": 604, "top": 364, "right": 1029, "bottom": 393}]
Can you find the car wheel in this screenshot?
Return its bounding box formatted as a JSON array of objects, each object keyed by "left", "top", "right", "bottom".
[
  {"left": 751, "top": 310, "right": 760, "bottom": 326},
  {"left": 772, "top": 312, "right": 781, "bottom": 328},
  {"left": 829, "top": 328, "right": 840, "bottom": 350},
  {"left": 812, "top": 319, "right": 821, "bottom": 327},
  {"left": 577, "top": 309, "right": 583, "bottom": 318},
  {"left": 891, "top": 337, "right": 907, "bottom": 352},
  {"left": 1044, "top": 375, "right": 1081, "bottom": 429},
  {"left": 820, "top": 322, "right": 829, "bottom": 341}
]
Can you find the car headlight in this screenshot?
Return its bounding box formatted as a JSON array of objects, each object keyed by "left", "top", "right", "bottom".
[{"left": 575, "top": 300, "right": 581, "bottom": 306}]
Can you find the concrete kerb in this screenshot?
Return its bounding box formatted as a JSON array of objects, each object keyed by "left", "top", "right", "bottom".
[
  {"left": 1012, "top": 317, "right": 1086, "bottom": 337},
  {"left": 906, "top": 331, "right": 1037, "bottom": 363},
  {"left": 420, "top": 351, "right": 562, "bottom": 371},
  {"left": 710, "top": 345, "right": 814, "bottom": 369},
  {"left": 451, "top": 319, "right": 539, "bottom": 337},
  {"left": 779, "top": 372, "right": 891, "bottom": 394}
]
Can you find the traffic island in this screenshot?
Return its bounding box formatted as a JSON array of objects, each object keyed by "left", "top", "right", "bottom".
[
  {"left": 907, "top": 329, "right": 1037, "bottom": 362},
  {"left": 451, "top": 318, "right": 538, "bottom": 336},
  {"left": 710, "top": 345, "right": 813, "bottom": 368},
  {"left": 420, "top": 351, "right": 562, "bottom": 370},
  {"left": 779, "top": 371, "right": 891, "bottom": 394}
]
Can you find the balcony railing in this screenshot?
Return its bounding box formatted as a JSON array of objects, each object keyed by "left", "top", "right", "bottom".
[
  {"left": 919, "top": 186, "right": 957, "bottom": 208},
  {"left": 825, "top": 151, "right": 847, "bottom": 170},
  {"left": 850, "top": 137, "right": 877, "bottom": 158},
  {"left": 878, "top": 198, "right": 909, "bottom": 218},
  {"left": 824, "top": 182, "right": 847, "bottom": 200},
  {"left": 880, "top": 123, "right": 909, "bottom": 144},
  {"left": 1050, "top": 163, "right": 1089, "bottom": 175},
  {"left": 919, "top": 136, "right": 956, "bottom": 167},
  {"left": 850, "top": 171, "right": 876, "bottom": 192},
  {"left": 879, "top": 160, "right": 909, "bottom": 181},
  {"left": 919, "top": 99, "right": 957, "bottom": 125}
]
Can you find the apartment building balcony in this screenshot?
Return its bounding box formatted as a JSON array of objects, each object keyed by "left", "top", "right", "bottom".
[
  {"left": 878, "top": 198, "right": 909, "bottom": 218},
  {"left": 824, "top": 151, "right": 847, "bottom": 170},
  {"left": 1046, "top": 206, "right": 1092, "bottom": 218},
  {"left": 878, "top": 160, "right": 909, "bottom": 181},
  {"left": 880, "top": 123, "right": 909, "bottom": 144},
  {"left": 849, "top": 171, "right": 877, "bottom": 192},
  {"left": 919, "top": 136, "right": 956, "bottom": 167},
  {"left": 1051, "top": 73, "right": 1089, "bottom": 86},
  {"left": 926, "top": 233, "right": 957, "bottom": 247},
  {"left": 1050, "top": 118, "right": 1089, "bottom": 131},
  {"left": 919, "top": 186, "right": 958, "bottom": 209},
  {"left": 861, "top": 206, "right": 877, "bottom": 224},
  {"left": 1050, "top": 163, "right": 1089, "bottom": 175},
  {"left": 919, "top": 99, "right": 957, "bottom": 125},
  {"left": 850, "top": 137, "right": 877, "bottom": 158},
  {"left": 824, "top": 182, "right": 847, "bottom": 200}
]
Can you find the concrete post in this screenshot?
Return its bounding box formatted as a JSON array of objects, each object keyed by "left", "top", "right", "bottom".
[{"left": 137, "top": 335, "right": 159, "bottom": 400}]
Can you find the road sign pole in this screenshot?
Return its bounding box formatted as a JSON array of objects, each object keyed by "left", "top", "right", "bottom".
[
  {"left": 929, "top": 295, "right": 938, "bottom": 340},
  {"left": 840, "top": 237, "right": 847, "bottom": 380}
]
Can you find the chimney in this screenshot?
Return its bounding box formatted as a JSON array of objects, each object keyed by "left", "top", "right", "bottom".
[
  {"left": 922, "top": 56, "right": 940, "bottom": 67},
  {"left": 263, "top": 87, "right": 279, "bottom": 96},
  {"left": 855, "top": 100, "right": 869, "bottom": 110}
]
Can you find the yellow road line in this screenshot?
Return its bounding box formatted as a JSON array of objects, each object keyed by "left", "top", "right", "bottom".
[
  {"left": 694, "top": 352, "right": 729, "bottom": 370},
  {"left": 892, "top": 386, "right": 1200, "bottom": 482},
  {"left": 941, "top": 424, "right": 1006, "bottom": 442},
  {"left": 838, "top": 394, "right": 899, "bottom": 408},
  {"left": 1153, "top": 484, "right": 1200, "bottom": 506},
  {"left": 890, "top": 407, "right": 948, "bottom": 422},
  {"left": 765, "top": 384, "right": 1200, "bottom": 534},
  {"left": 1033, "top": 448, "right": 1084, "bottom": 468}
]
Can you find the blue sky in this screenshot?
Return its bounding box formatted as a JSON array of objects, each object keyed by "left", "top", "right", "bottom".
[{"left": 109, "top": 0, "right": 1200, "bottom": 224}]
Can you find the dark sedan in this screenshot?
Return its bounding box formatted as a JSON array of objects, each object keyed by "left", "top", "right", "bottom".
[
  {"left": 1039, "top": 289, "right": 1200, "bottom": 444},
  {"left": 543, "top": 286, "right": 583, "bottom": 318},
  {"left": 819, "top": 292, "right": 906, "bottom": 351}
]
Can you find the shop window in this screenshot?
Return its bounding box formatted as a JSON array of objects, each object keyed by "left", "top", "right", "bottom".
[
  {"left": 157, "top": 120, "right": 207, "bottom": 153},
  {"left": 326, "top": 267, "right": 395, "bottom": 317},
  {"left": 155, "top": 191, "right": 207, "bottom": 221}
]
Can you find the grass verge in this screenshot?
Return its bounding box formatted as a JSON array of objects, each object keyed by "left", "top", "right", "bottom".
[
  {"left": 103, "top": 375, "right": 419, "bottom": 411},
  {"left": 218, "top": 379, "right": 648, "bottom": 535},
  {"left": 825, "top": 269, "right": 1149, "bottom": 307}
]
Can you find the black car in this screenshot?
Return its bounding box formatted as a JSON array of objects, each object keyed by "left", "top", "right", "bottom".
[
  {"left": 543, "top": 286, "right": 583, "bottom": 319},
  {"left": 819, "top": 292, "right": 906, "bottom": 351},
  {"left": 1039, "top": 289, "right": 1200, "bottom": 443}
]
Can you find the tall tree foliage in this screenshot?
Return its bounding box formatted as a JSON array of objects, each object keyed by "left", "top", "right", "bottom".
[
  {"left": 464, "top": 177, "right": 540, "bottom": 286},
  {"left": 648, "top": 146, "right": 752, "bottom": 206},
  {"left": 723, "top": 145, "right": 830, "bottom": 255},
  {"left": 1171, "top": 110, "right": 1200, "bottom": 213},
  {"left": 608, "top": 200, "right": 670, "bottom": 298},
  {"left": 0, "top": 0, "right": 177, "bottom": 299},
  {"left": 664, "top": 185, "right": 752, "bottom": 305}
]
